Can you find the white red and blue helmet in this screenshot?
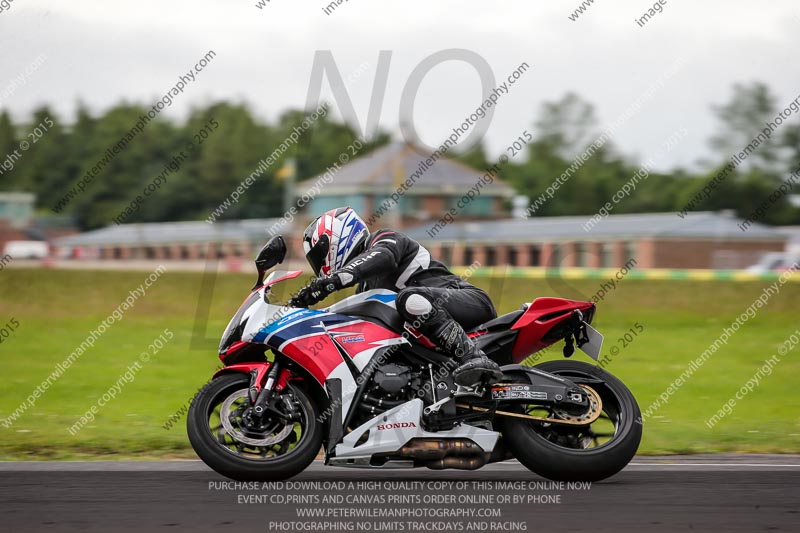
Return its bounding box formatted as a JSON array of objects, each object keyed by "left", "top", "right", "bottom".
[{"left": 302, "top": 207, "right": 370, "bottom": 277}]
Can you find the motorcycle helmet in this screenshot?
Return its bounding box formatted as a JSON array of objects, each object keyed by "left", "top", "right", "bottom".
[{"left": 302, "top": 207, "right": 370, "bottom": 276}]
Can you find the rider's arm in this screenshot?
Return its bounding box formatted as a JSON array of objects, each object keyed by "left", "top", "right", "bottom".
[{"left": 333, "top": 232, "right": 400, "bottom": 288}]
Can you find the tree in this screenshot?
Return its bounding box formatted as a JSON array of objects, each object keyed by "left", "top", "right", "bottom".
[
  {"left": 0, "top": 111, "right": 19, "bottom": 189},
  {"left": 2, "top": 82, "right": 794, "bottom": 229},
  {"left": 455, "top": 142, "right": 490, "bottom": 171},
  {"left": 709, "top": 82, "right": 781, "bottom": 171},
  {"left": 780, "top": 123, "right": 800, "bottom": 172},
  {"left": 534, "top": 92, "right": 599, "bottom": 160},
  {"left": 13, "top": 107, "right": 72, "bottom": 209},
  {"left": 70, "top": 104, "right": 179, "bottom": 228}
]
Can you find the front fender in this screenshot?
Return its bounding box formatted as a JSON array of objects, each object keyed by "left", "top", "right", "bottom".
[
  {"left": 214, "top": 362, "right": 270, "bottom": 379},
  {"left": 213, "top": 362, "right": 291, "bottom": 396}
]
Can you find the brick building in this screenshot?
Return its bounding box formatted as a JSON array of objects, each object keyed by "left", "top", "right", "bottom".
[
  {"left": 404, "top": 211, "right": 786, "bottom": 269},
  {"left": 54, "top": 211, "right": 786, "bottom": 271},
  {"left": 54, "top": 219, "right": 283, "bottom": 262}
]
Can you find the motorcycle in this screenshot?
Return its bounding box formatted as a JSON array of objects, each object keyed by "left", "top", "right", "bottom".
[{"left": 187, "top": 236, "right": 642, "bottom": 482}]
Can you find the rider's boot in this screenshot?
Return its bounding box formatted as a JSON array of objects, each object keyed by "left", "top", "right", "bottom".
[{"left": 429, "top": 318, "right": 503, "bottom": 386}]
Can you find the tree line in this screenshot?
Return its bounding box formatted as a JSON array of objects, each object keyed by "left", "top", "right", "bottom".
[{"left": 0, "top": 81, "right": 798, "bottom": 230}]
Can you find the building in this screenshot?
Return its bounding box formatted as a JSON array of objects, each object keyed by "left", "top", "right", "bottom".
[
  {"left": 0, "top": 192, "right": 35, "bottom": 227},
  {"left": 53, "top": 211, "right": 788, "bottom": 271},
  {"left": 404, "top": 211, "right": 787, "bottom": 270},
  {"left": 54, "top": 219, "right": 282, "bottom": 261},
  {"left": 295, "top": 141, "right": 515, "bottom": 228},
  {"left": 0, "top": 192, "right": 35, "bottom": 250},
  {"left": 0, "top": 192, "right": 76, "bottom": 254}
]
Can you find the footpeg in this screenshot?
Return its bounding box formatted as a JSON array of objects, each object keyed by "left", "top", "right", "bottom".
[{"left": 453, "top": 384, "right": 486, "bottom": 398}]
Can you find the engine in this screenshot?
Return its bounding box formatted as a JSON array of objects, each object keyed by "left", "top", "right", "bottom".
[
  {"left": 356, "top": 363, "right": 421, "bottom": 420},
  {"left": 373, "top": 363, "right": 413, "bottom": 397}
]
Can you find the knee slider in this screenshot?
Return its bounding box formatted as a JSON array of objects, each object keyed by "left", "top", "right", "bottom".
[{"left": 403, "top": 293, "right": 433, "bottom": 317}]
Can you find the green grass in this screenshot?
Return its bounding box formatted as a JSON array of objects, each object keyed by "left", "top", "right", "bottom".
[{"left": 1, "top": 268, "right": 798, "bottom": 460}]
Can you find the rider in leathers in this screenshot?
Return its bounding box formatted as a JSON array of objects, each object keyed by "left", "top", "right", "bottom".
[{"left": 293, "top": 207, "right": 503, "bottom": 386}]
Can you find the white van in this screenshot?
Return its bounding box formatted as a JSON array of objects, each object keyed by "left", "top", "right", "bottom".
[
  {"left": 745, "top": 252, "right": 800, "bottom": 273},
  {"left": 3, "top": 240, "right": 50, "bottom": 259}
]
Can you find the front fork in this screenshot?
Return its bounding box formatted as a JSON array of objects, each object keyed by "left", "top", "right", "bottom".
[{"left": 248, "top": 357, "right": 292, "bottom": 420}]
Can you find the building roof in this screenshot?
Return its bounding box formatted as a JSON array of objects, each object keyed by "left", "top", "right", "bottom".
[
  {"left": 55, "top": 219, "right": 281, "bottom": 247},
  {"left": 295, "top": 141, "right": 516, "bottom": 196},
  {"left": 55, "top": 211, "right": 784, "bottom": 249},
  {"left": 405, "top": 211, "right": 786, "bottom": 243},
  {"left": 0, "top": 192, "right": 36, "bottom": 202}
]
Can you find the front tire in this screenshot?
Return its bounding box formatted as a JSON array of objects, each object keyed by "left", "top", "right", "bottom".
[
  {"left": 187, "top": 373, "right": 323, "bottom": 481},
  {"left": 499, "top": 360, "right": 642, "bottom": 482}
]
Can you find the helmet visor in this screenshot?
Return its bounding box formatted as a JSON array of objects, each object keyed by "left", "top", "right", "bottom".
[{"left": 303, "top": 234, "right": 330, "bottom": 276}]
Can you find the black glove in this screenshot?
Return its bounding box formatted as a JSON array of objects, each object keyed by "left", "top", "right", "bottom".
[{"left": 289, "top": 275, "right": 343, "bottom": 307}]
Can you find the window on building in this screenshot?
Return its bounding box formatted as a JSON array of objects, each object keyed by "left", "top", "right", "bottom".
[
  {"left": 400, "top": 195, "right": 422, "bottom": 216},
  {"left": 448, "top": 196, "right": 493, "bottom": 217},
  {"left": 440, "top": 245, "right": 453, "bottom": 266},
  {"left": 625, "top": 241, "right": 637, "bottom": 264},
  {"left": 529, "top": 244, "right": 541, "bottom": 266},
  {"left": 463, "top": 246, "right": 474, "bottom": 266},
  {"left": 310, "top": 195, "right": 365, "bottom": 214},
  {"left": 601, "top": 243, "right": 614, "bottom": 267},
  {"left": 508, "top": 246, "right": 518, "bottom": 266},
  {"left": 549, "top": 245, "right": 561, "bottom": 268},
  {"left": 575, "top": 242, "right": 586, "bottom": 267},
  {"left": 486, "top": 247, "right": 497, "bottom": 267}
]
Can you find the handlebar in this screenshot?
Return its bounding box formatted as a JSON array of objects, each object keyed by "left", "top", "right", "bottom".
[
  {"left": 287, "top": 297, "right": 307, "bottom": 309},
  {"left": 285, "top": 277, "right": 337, "bottom": 309}
]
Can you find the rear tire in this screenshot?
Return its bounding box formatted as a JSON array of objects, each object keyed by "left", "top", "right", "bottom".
[
  {"left": 187, "top": 373, "right": 323, "bottom": 481},
  {"left": 499, "top": 360, "right": 642, "bottom": 482}
]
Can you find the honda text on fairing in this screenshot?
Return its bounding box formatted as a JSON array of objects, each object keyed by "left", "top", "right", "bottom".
[{"left": 187, "top": 236, "right": 642, "bottom": 482}]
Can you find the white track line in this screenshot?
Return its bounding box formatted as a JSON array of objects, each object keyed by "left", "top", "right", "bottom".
[{"left": 630, "top": 463, "right": 800, "bottom": 467}]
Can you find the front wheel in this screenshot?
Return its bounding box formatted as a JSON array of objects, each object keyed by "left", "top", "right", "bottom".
[
  {"left": 187, "top": 373, "right": 323, "bottom": 481},
  {"left": 498, "top": 360, "right": 642, "bottom": 482}
]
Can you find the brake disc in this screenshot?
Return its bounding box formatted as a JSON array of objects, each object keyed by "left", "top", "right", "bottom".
[
  {"left": 550, "top": 385, "right": 603, "bottom": 425},
  {"left": 220, "top": 389, "right": 295, "bottom": 447}
]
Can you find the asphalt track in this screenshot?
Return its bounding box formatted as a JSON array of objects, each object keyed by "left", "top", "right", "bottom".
[{"left": 1, "top": 455, "right": 798, "bottom": 532}]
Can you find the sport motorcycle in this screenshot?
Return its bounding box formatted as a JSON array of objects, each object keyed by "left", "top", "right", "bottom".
[{"left": 187, "top": 236, "right": 642, "bottom": 481}]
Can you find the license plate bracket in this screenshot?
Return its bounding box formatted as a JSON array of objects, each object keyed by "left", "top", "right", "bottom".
[{"left": 578, "top": 322, "right": 603, "bottom": 361}]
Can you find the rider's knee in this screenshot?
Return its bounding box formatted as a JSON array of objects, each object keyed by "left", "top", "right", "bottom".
[{"left": 396, "top": 287, "right": 436, "bottom": 321}]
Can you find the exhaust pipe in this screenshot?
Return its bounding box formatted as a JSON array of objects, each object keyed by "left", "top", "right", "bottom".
[
  {"left": 398, "top": 439, "right": 488, "bottom": 470},
  {"left": 426, "top": 456, "right": 486, "bottom": 470}
]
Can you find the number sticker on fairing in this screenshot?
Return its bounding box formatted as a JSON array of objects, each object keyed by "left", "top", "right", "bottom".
[{"left": 491, "top": 384, "right": 548, "bottom": 401}]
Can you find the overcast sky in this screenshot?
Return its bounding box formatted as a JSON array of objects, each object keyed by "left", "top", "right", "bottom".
[{"left": 1, "top": 0, "right": 799, "bottom": 172}]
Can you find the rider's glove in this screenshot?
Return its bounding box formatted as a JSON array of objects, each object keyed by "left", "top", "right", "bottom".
[{"left": 290, "top": 275, "right": 344, "bottom": 307}]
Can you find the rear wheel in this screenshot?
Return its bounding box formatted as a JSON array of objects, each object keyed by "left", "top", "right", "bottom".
[
  {"left": 187, "top": 373, "right": 322, "bottom": 481},
  {"left": 498, "top": 360, "right": 641, "bottom": 482}
]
